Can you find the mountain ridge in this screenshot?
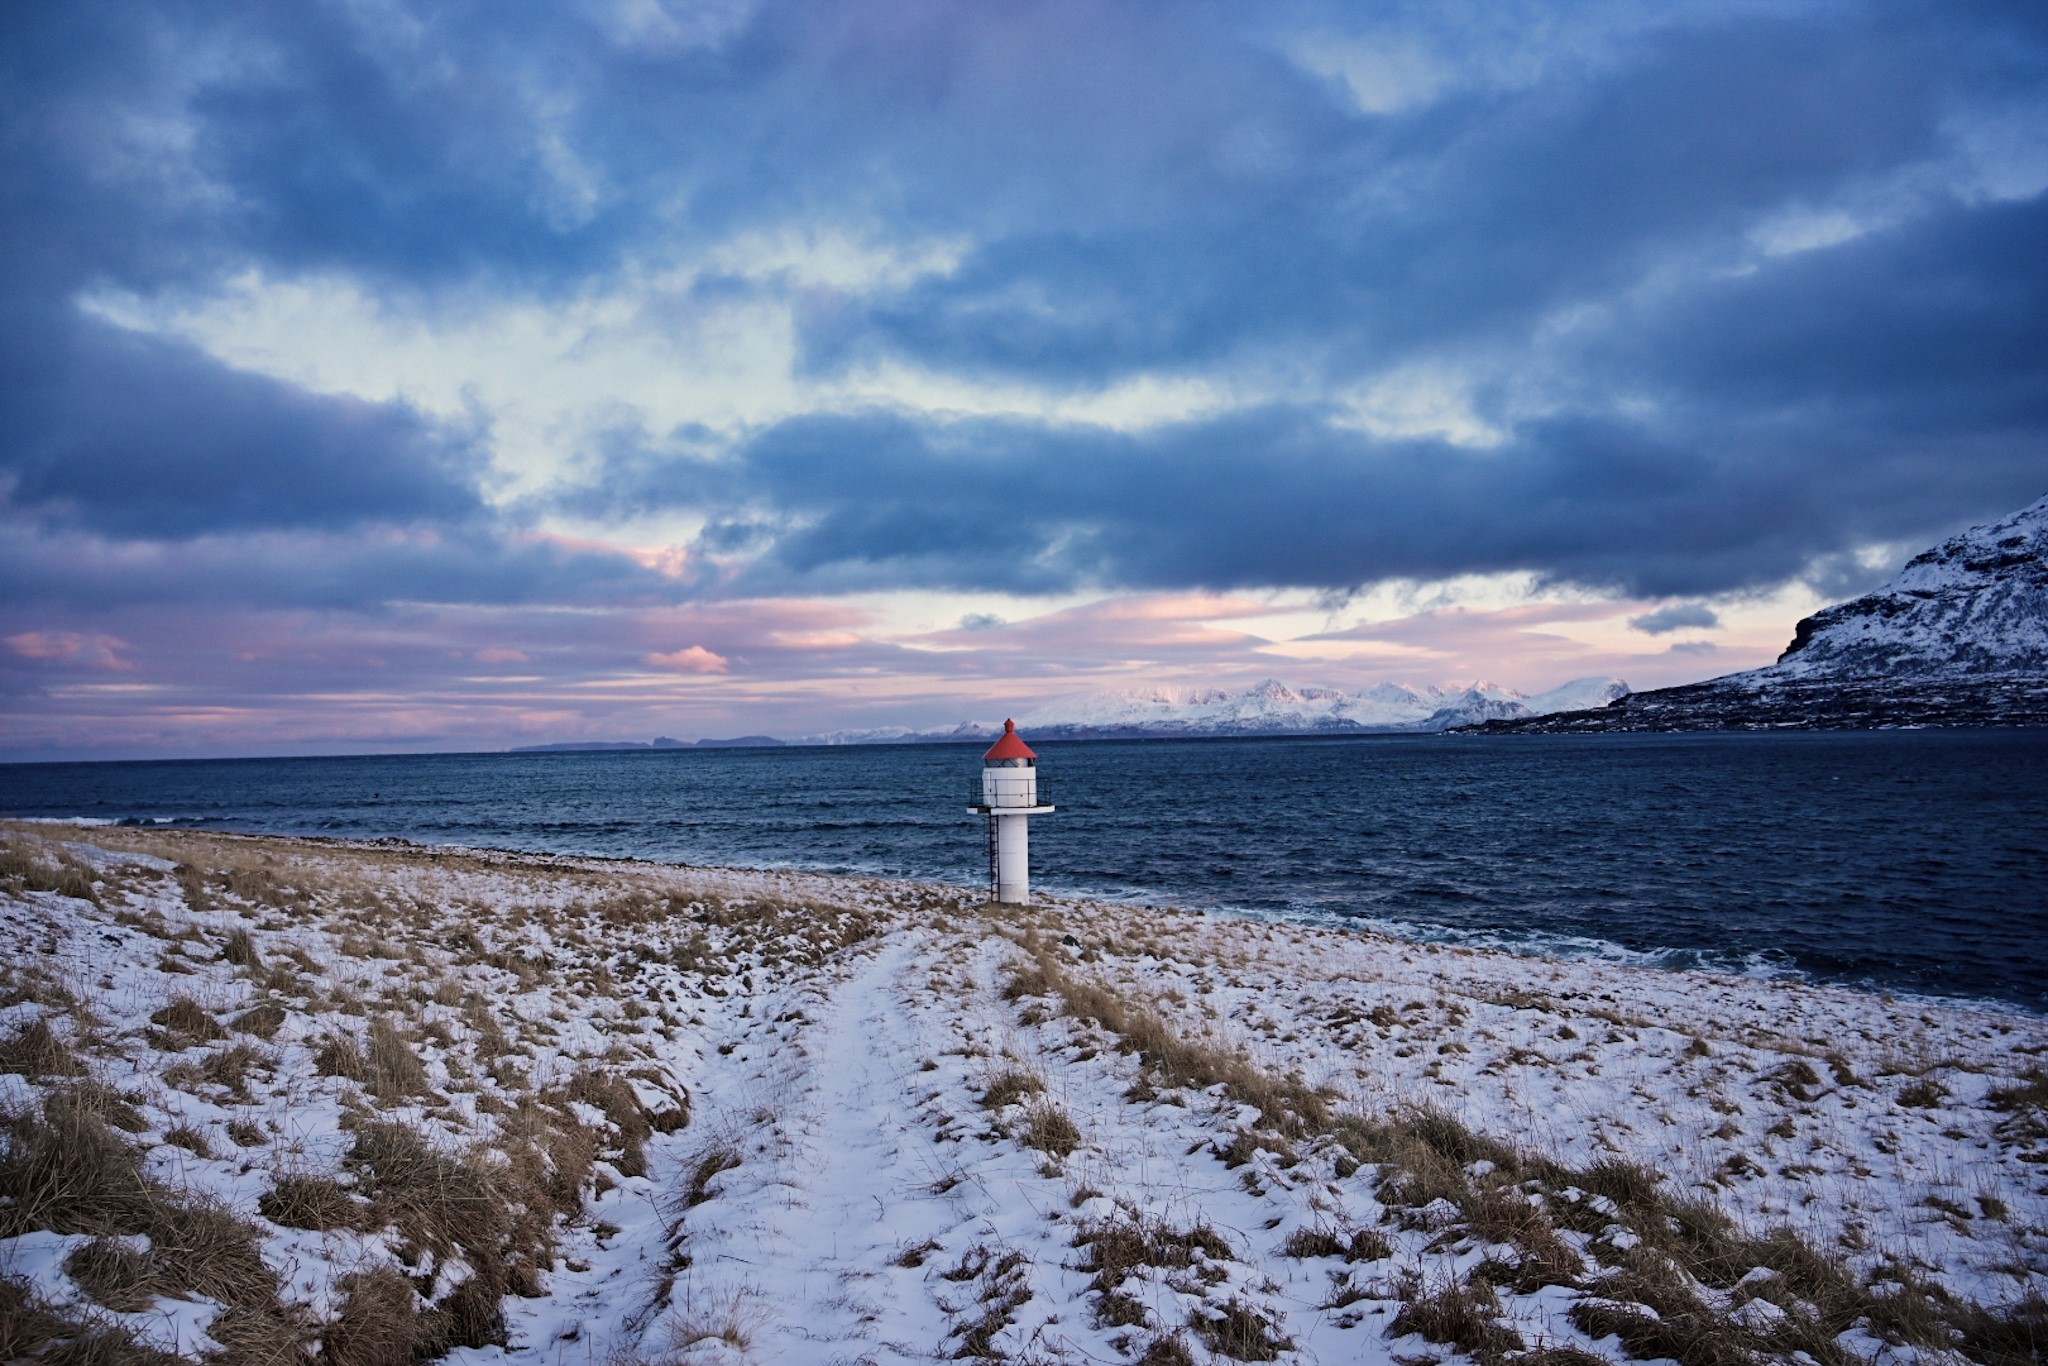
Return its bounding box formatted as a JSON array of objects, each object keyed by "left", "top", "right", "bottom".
[
  {"left": 509, "top": 676, "right": 1633, "bottom": 751},
  {"left": 1465, "top": 494, "right": 2048, "bottom": 733}
]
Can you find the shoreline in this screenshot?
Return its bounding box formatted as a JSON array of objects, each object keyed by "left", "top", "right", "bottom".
[
  {"left": 2, "top": 821, "right": 2043, "bottom": 1362},
  {"left": 17, "top": 814, "right": 2042, "bottom": 1022}
]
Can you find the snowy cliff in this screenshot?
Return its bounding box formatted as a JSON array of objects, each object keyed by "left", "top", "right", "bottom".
[
  {"left": 1774, "top": 494, "right": 2048, "bottom": 678},
  {"left": 1472, "top": 494, "right": 2048, "bottom": 732}
]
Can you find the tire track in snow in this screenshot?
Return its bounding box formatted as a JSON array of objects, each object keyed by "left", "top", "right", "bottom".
[{"left": 651, "top": 927, "right": 989, "bottom": 1362}]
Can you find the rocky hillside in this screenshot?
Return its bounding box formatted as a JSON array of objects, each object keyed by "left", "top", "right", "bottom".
[{"left": 1469, "top": 495, "right": 2048, "bottom": 732}]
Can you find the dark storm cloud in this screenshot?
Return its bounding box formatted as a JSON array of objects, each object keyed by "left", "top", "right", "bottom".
[
  {"left": 1629, "top": 604, "right": 1723, "bottom": 635},
  {"left": 0, "top": 4, "right": 498, "bottom": 550},
  {"left": 585, "top": 411, "right": 1754, "bottom": 600},
  {"left": 569, "top": 0, "right": 2047, "bottom": 599},
  {"left": 0, "top": 519, "right": 678, "bottom": 614},
  {"left": 817, "top": 5, "right": 1973, "bottom": 383},
  {"left": 4, "top": 0, "right": 2047, "bottom": 613},
  {"left": 589, "top": 177, "right": 2048, "bottom": 602},
  {"left": 0, "top": 317, "right": 487, "bottom": 539}
]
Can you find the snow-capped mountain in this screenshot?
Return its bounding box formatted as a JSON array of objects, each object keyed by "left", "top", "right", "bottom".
[
  {"left": 1773, "top": 493, "right": 2048, "bottom": 678},
  {"left": 789, "top": 677, "right": 1630, "bottom": 745},
  {"left": 1471, "top": 493, "right": 2048, "bottom": 732},
  {"left": 1011, "top": 675, "right": 1629, "bottom": 737}
]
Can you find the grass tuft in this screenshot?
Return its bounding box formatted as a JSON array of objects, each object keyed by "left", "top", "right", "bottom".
[
  {"left": 150, "top": 997, "right": 227, "bottom": 1046},
  {"left": 64, "top": 1237, "right": 160, "bottom": 1312},
  {"left": 1391, "top": 1274, "right": 1524, "bottom": 1361},
  {"left": 1197, "top": 1298, "right": 1292, "bottom": 1362},
  {"left": 258, "top": 1174, "right": 361, "bottom": 1231},
  {"left": 0, "top": 1017, "right": 85, "bottom": 1077},
  {"left": 1022, "top": 1101, "right": 1080, "bottom": 1158},
  {"left": 980, "top": 1068, "right": 1044, "bottom": 1110},
  {"left": 686, "top": 1143, "right": 743, "bottom": 1207}
]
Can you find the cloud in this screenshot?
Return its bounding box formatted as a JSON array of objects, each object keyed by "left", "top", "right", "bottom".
[
  {"left": 0, "top": 519, "right": 680, "bottom": 612},
  {"left": 644, "top": 645, "right": 730, "bottom": 673},
  {"left": 3, "top": 0, "right": 2046, "bottom": 755},
  {"left": 0, "top": 318, "right": 489, "bottom": 540},
  {"left": 6, "top": 631, "right": 133, "bottom": 670},
  {"left": 1628, "top": 603, "right": 1722, "bottom": 635}
]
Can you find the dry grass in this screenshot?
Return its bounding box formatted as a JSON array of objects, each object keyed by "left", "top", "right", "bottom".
[
  {"left": 980, "top": 1067, "right": 1045, "bottom": 1110},
  {"left": 1022, "top": 1101, "right": 1081, "bottom": 1158},
  {"left": 150, "top": 996, "right": 227, "bottom": 1046},
  {"left": 363, "top": 1017, "right": 433, "bottom": 1102},
  {"left": 1075, "top": 1210, "right": 1234, "bottom": 1328},
  {"left": 0, "top": 1089, "right": 302, "bottom": 1361},
  {"left": 321, "top": 1266, "right": 433, "bottom": 1366},
  {"left": 343, "top": 1120, "right": 542, "bottom": 1351},
  {"left": 1196, "top": 1297, "right": 1292, "bottom": 1362},
  {"left": 1391, "top": 1275, "right": 1524, "bottom": 1362},
  {"left": 942, "top": 1244, "right": 1032, "bottom": 1359},
  {"left": 0, "top": 1276, "right": 182, "bottom": 1365},
  {"left": 316, "top": 1019, "right": 435, "bottom": 1103},
  {"left": 259, "top": 1174, "right": 363, "bottom": 1231},
  {"left": 1989, "top": 1067, "right": 2048, "bottom": 1145},
  {"left": 164, "top": 1123, "right": 214, "bottom": 1158},
  {"left": 548, "top": 1068, "right": 671, "bottom": 1178},
  {"left": 1280, "top": 1226, "right": 1389, "bottom": 1262},
  {"left": 1010, "top": 938, "right": 2048, "bottom": 1361},
  {"left": 685, "top": 1142, "right": 743, "bottom": 1207},
  {"left": 0, "top": 836, "right": 100, "bottom": 905},
  {"left": 0, "top": 1017, "right": 86, "bottom": 1077},
  {"left": 222, "top": 927, "right": 263, "bottom": 968},
  {"left": 11, "top": 824, "right": 2038, "bottom": 1366},
  {"left": 233, "top": 1002, "right": 288, "bottom": 1039},
  {"left": 1010, "top": 939, "right": 1330, "bottom": 1135},
  {"left": 669, "top": 1285, "right": 763, "bottom": 1355},
  {"left": 314, "top": 1033, "right": 368, "bottom": 1081},
  {"left": 1135, "top": 1335, "right": 1196, "bottom": 1366},
  {"left": 64, "top": 1236, "right": 161, "bottom": 1312}
]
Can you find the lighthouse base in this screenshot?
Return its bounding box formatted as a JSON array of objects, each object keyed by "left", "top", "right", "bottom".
[{"left": 995, "top": 812, "right": 1030, "bottom": 904}]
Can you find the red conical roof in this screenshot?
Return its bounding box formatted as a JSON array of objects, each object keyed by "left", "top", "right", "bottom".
[{"left": 982, "top": 718, "right": 1037, "bottom": 761}]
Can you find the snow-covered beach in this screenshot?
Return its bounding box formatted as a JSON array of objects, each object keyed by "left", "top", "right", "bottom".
[{"left": 1, "top": 823, "right": 2042, "bottom": 1364}]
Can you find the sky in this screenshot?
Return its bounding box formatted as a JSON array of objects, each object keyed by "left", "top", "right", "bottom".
[{"left": 2, "top": 0, "right": 2045, "bottom": 760}]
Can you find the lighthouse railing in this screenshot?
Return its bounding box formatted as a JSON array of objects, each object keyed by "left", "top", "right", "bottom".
[{"left": 968, "top": 778, "right": 1053, "bottom": 811}]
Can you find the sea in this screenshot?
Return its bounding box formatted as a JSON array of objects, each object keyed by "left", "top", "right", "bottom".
[{"left": 5, "top": 730, "right": 2045, "bottom": 1012}]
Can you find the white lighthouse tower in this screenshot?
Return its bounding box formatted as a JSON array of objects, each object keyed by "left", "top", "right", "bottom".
[{"left": 970, "top": 719, "right": 1054, "bottom": 904}]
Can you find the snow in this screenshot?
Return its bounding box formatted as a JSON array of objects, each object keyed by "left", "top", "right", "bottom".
[
  {"left": 1771, "top": 494, "right": 2048, "bottom": 680},
  {"left": 1476, "top": 495, "right": 2048, "bottom": 730},
  {"left": 1015, "top": 676, "right": 1631, "bottom": 736},
  {"left": 0, "top": 823, "right": 2041, "bottom": 1364}
]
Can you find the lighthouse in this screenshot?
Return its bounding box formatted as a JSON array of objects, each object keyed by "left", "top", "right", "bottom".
[{"left": 970, "top": 719, "right": 1054, "bottom": 905}]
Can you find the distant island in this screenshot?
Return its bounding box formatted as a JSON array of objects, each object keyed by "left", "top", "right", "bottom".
[
  {"left": 507, "top": 677, "right": 1631, "bottom": 752},
  {"left": 1467, "top": 493, "right": 2048, "bottom": 732},
  {"left": 512, "top": 735, "right": 785, "bottom": 753}
]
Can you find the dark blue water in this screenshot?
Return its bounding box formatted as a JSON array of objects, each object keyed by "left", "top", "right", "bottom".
[{"left": 5, "top": 731, "right": 2045, "bottom": 1011}]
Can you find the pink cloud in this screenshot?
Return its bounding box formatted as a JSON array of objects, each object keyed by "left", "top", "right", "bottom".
[
  {"left": 6, "top": 630, "right": 134, "bottom": 670},
  {"left": 910, "top": 593, "right": 1274, "bottom": 662},
  {"left": 0, "top": 584, "right": 1786, "bottom": 760},
  {"left": 1292, "top": 603, "right": 1773, "bottom": 692},
  {"left": 644, "top": 645, "right": 730, "bottom": 673}
]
